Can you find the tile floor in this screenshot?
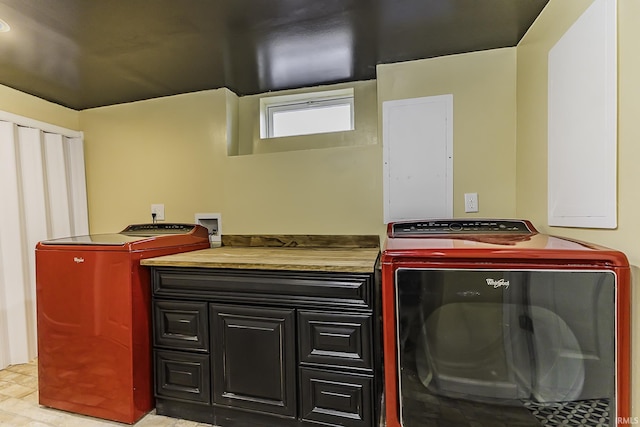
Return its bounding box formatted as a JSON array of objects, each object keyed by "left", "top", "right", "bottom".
[{"left": 0, "top": 359, "right": 214, "bottom": 427}]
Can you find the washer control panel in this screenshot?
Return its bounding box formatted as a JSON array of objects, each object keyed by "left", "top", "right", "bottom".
[{"left": 122, "top": 223, "right": 196, "bottom": 234}]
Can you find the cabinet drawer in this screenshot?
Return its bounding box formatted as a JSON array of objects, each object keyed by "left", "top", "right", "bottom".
[
  {"left": 155, "top": 349, "right": 210, "bottom": 405},
  {"left": 154, "top": 300, "right": 209, "bottom": 352},
  {"left": 152, "top": 268, "right": 372, "bottom": 309},
  {"left": 299, "top": 367, "right": 373, "bottom": 427},
  {"left": 299, "top": 311, "right": 372, "bottom": 370}
]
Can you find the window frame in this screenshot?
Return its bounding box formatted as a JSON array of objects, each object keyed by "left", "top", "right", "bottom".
[{"left": 260, "top": 89, "right": 355, "bottom": 139}]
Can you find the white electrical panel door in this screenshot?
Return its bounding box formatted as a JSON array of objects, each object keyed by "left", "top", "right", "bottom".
[{"left": 383, "top": 95, "right": 453, "bottom": 223}]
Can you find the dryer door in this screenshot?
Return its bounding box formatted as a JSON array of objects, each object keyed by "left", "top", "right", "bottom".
[{"left": 394, "top": 268, "right": 615, "bottom": 427}]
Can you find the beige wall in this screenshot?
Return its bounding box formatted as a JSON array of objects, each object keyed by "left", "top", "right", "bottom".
[
  {"left": 0, "top": 84, "right": 79, "bottom": 130},
  {"left": 377, "top": 48, "right": 518, "bottom": 218},
  {"left": 79, "top": 86, "right": 384, "bottom": 236},
  {"left": 80, "top": 48, "right": 519, "bottom": 237},
  {"left": 79, "top": 90, "right": 228, "bottom": 234},
  {"left": 516, "top": 0, "right": 639, "bottom": 415}
]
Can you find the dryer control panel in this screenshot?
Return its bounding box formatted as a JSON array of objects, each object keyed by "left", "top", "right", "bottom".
[{"left": 391, "top": 219, "right": 535, "bottom": 236}]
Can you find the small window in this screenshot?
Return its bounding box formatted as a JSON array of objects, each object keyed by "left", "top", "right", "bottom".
[{"left": 260, "top": 89, "right": 354, "bottom": 139}]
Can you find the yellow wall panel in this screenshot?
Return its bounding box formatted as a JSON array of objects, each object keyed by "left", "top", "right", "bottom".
[{"left": 377, "top": 48, "right": 518, "bottom": 218}]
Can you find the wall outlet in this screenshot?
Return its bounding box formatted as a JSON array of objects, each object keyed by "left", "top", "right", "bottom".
[
  {"left": 464, "top": 193, "right": 478, "bottom": 213},
  {"left": 151, "top": 204, "right": 165, "bottom": 221}
]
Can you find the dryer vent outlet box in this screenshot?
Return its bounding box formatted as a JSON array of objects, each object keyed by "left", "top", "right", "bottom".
[{"left": 195, "top": 213, "right": 222, "bottom": 246}]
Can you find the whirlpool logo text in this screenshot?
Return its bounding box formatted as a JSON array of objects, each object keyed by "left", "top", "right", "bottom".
[{"left": 486, "top": 278, "right": 510, "bottom": 289}]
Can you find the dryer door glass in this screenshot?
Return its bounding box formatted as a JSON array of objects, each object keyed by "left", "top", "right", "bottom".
[{"left": 395, "top": 268, "right": 615, "bottom": 427}]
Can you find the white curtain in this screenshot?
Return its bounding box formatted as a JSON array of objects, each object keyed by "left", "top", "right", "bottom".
[{"left": 0, "top": 114, "right": 88, "bottom": 370}]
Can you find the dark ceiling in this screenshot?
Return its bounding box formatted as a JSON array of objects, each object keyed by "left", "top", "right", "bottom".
[{"left": 0, "top": 0, "right": 549, "bottom": 110}]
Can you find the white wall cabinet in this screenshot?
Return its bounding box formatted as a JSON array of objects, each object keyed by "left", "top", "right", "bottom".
[{"left": 547, "top": 0, "right": 617, "bottom": 229}]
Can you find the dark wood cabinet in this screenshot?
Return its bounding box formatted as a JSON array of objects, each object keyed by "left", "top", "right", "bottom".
[{"left": 150, "top": 266, "right": 381, "bottom": 427}]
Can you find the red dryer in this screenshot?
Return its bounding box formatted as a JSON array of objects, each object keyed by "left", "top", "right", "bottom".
[
  {"left": 381, "top": 219, "right": 630, "bottom": 427},
  {"left": 36, "top": 223, "right": 210, "bottom": 424}
]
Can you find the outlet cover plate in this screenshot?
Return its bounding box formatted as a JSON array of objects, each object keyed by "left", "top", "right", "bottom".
[
  {"left": 151, "top": 204, "right": 165, "bottom": 221},
  {"left": 464, "top": 193, "right": 478, "bottom": 213}
]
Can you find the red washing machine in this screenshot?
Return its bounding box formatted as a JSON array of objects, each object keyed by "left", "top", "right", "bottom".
[
  {"left": 36, "top": 223, "right": 210, "bottom": 424},
  {"left": 381, "top": 219, "right": 630, "bottom": 427}
]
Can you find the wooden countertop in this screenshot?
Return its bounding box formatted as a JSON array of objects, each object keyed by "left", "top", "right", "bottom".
[{"left": 141, "top": 246, "right": 380, "bottom": 273}]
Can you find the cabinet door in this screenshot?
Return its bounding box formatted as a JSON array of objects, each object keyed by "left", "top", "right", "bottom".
[{"left": 210, "top": 304, "right": 296, "bottom": 417}]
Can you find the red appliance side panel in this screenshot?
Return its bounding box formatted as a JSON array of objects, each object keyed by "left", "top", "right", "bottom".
[
  {"left": 615, "top": 266, "right": 631, "bottom": 423},
  {"left": 128, "top": 242, "right": 210, "bottom": 420},
  {"left": 381, "top": 259, "right": 402, "bottom": 427},
  {"left": 36, "top": 248, "right": 136, "bottom": 423}
]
